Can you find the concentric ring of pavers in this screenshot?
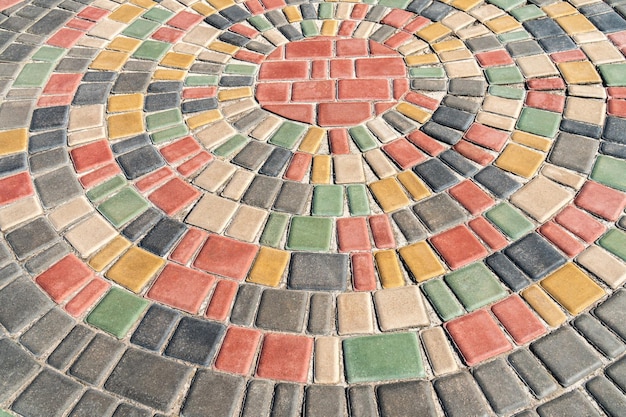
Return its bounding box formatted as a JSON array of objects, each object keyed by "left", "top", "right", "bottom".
[{"left": 1, "top": 0, "right": 626, "bottom": 416}]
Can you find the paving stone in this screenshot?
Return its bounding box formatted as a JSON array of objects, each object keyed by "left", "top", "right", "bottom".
[
  {"left": 536, "top": 389, "right": 601, "bottom": 417},
  {"left": 573, "top": 314, "right": 625, "bottom": 359},
  {"left": 47, "top": 325, "right": 94, "bottom": 370},
  {"left": 182, "top": 370, "right": 244, "bottom": 417},
  {"left": 112, "top": 72, "right": 151, "bottom": 94},
  {"left": 289, "top": 253, "right": 349, "bottom": 291},
  {"left": 0, "top": 276, "right": 52, "bottom": 333},
  {"left": 305, "top": 386, "right": 347, "bottom": 417},
  {"left": 12, "top": 369, "right": 82, "bottom": 417},
  {"left": 24, "top": 241, "right": 70, "bottom": 276},
  {"left": 28, "top": 148, "right": 68, "bottom": 174},
  {"left": 420, "top": 121, "right": 463, "bottom": 145},
  {"left": 34, "top": 165, "right": 82, "bottom": 208},
  {"left": 121, "top": 207, "right": 162, "bottom": 242},
  {"left": 229, "top": 284, "right": 262, "bottom": 326},
  {"left": 486, "top": 252, "right": 532, "bottom": 291},
  {"left": 0, "top": 338, "right": 40, "bottom": 402},
  {"left": 413, "top": 158, "right": 460, "bottom": 192},
  {"left": 139, "top": 217, "right": 186, "bottom": 257},
  {"left": 413, "top": 193, "right": 467, "bottom": 233},
  {"left": 382, "top": 111, "right": 420, "bottom": 135},
  {"left": 256, "top": 289, "right": 307, "bottom": 332},
  {"left": 549, "top": 132, "right": 599, "bottom": 173},
  {"left": 433, "top": 372, "right": 490, "bottom": 417},
  {"left": 68, "top": 390, "right": 118, "bottom": 417},
  {"left": 105, "top": 348, "right": 191, "bottom": 412},
  {"left": 391, "top": 209, "right": 427, "bottom": 243},
  {"left": 586, "top": 375, "right": 626, "bottom": 417},
  {"left": 273, "top": 181, "right": 312, "bottom": 214},
  {"left": 73, "top": 83, "right": 111, "bottom": 105},
  {"left": 240, "top": 380, "right": 274, "bottom": 417},
  {"left": 561, "top": 119, "right": 603, "bottom": 139},
  {"left": 271, "top": 383, "right": 303, "bottom": 417},
  {"left": 260, "top": 147, "right": 292, "bottom": 177},
  {"left": 28, "top": 130, "right": 66, "bottom": 153},
  {"left": 504, "top": 233, "right": 566, "bottom": 281},
  {"left": 594, "top": 290, "right": 626, "bottom": 340},
  {"left": 242, "top": 175, "right": 282, "bottom": 209},
  {"left": 308, "top": 292, "right": 334, "bottom": 335},
  {"left": 508, "top": 348, "right": 558, "bottom": 399},
  {"left": 440, "top": 149, "right": 479, "bottom": 177},
  {"left": 19, "top": 307, "right": 74, "bottom": 357},
  {"left": 473, "top": 358, "right": 530, "bottom": 414},
  {"left": 111, "top": 404, "right": 150, "bottom": 417},
  {"left": 377, "top": 380, "right": 437, "bottom": 417},
  {"left": 116, "top": 146, "right": 165, "bottom": 180},
  {"left": 474, "top": 166, "right": 521, "bottom": 198},
  {"left": 165, "top": 316, "right": 225, "bottom": 366},
  {"left": 131, "top": 304, "right": 179, "bottom": 351},
  {"left": 0, "top": 263, "right": 19, "bottom": 287}
]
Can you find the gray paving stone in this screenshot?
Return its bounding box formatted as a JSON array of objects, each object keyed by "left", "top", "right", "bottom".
[
  {"left": 531, "top": 326, "right": 602, "bottom": 387},
  {"left": 508, "top": 348, "right": 558, "bottom": 399},
  {"left": 513, "top": 412, "right": 539, "bottom": 417},
  {"left": 0, "top": 262, "right": 18, "bottom": 288},
  {"left": 69, "top": 389, "right": 119, "bottom": 417},
  {"left": 586, "top": 375, "right": 626, "bottom": 417},
  {"left": 549, "top": 132, "right": 599, "bottom": 173},
  {"left": 274, "top": 181, "right": 312, "bottom": 214},
  {"left": 0, "top": 153, "right": 27, "bottom": 176},
  {"left": 382, "top": 110, "right": 420, "bottom": 135},
  {"left": 233, "top": 109, "right": 267, "bottom": 132},
  {"left": 230, "top": 284, "right": 262, "bottom": 326},
  {"left": 305, "top": 385, "right": 347, "bottom": 417},
  {"left": 420, "top": 121, "right": 463, "bottom": 145},
  {"left": 12, "top": 369, "right": 83, "bottom": 417},
  {"left": 432, "top": 106, "right": 475, "bottom": 131},
  {"left": 123, "top": 60, "right": 156, "bottom": 72},
  {"left": 232, "top": 141, "right": 273, "bottom": 170},
  {"left": 308, "top": 292, "right": 334, "bottom": 334},
  {"left": 561, "top": 119, "right": 602, "bottom": 138},
  {"left": 370, "top": 25, "right": 395, "bottom": 43},
  {"left": 0, "top": 42, "right": 35, "bottom": 61},
  {"left": 473, "top": 358, "right": 530, "bottom": 415},
  {"left": 504, "top": 233, "right": 566, "bottom": 280},
  {"left": 165, "top": 317, "right": 225, "bottom": 365},
  {"left": 595, "top": 290, "right": 626, "bottom": 340},
  {"left": 536, "top": 389, "right": 601, "bottom": 417},
  {"left": 289, "top": 253, "right": 349, "bottom": 291},
  {"left": 260, "top": 147, "right": 292, "bottom": 177},
  {"left": 29, "top": 147, "right": 69, "bottom": 174},
  {"left": 242, "top": 175, "right": 282, "bottom": 209},
  {"left": 144, "top": 92, "right": 180, "bottom": 112},
  {"left": 377, "top": 380, "right": 437, "bottom": 417},
  {"left": 182, "top": 97, "right": 218, "bottom": 113},
  {"left": 0, "top": 338, "right": 40, "bottom": 402},
  {"left": 116, "top": 145, "right": 165, "bottom": 180},
  {"left": 391, "top": 209, "right": 427, "bottom": 243},
  {"left": 443, "top": 95, "right": 482, "bottom": 113},
  {"left": 73, "top": 82, "right": 111, "bottom": 105},
  {"left": 241, "top": 380, "right": 274, "bottom": 417},
  {"left": 474, "top": 165, "right": 521, "bottom": 198},
  {"left": 601, "top": 142, "right": 626, "bottom": 159},
  {"left": 105, "top": 348, "right": 191, "bottom": 412},
  {"left": 204, "top": 13, "right": 231, "bottom": 29},
  {"left": 121, "top": 207, "right": 163, "bottom": 242},
  {"left": 602, "top": 117, "right": 626, "bottom": 144},
  {"left": 111, "top": 134, "right": 150, "bottom": 155},
  {"left": 506, "top": 39, "right": 545, "bottom": 57},
  {"left": 112, "top": 72, "right": 151, "bottom": 94},
  {"left": 0, "top": 100, "right": 34, "bottom": 129},
  {"left": 148, "top": 82, "right": 182, "bottom": 93},
  {"left": 139, "top": 217, "right": 186, "bottom": 257},
  {"left": 448, "top": 79, "right": 488, "bottom": 97},
  {"left": 407, "top": 0, "right": 432, "bottom": 14},
  {"left": 69, "top": 333, "right": 125, "bottom": 385},
  {"left": 30, "top": 105, "right": 70, "bottom": 132},
  {"left": 433, "top": 371, "right": 490, "bottom": 417},
  {"left": 440, "top": 149, "right": 479, "bottom": 177},
  {"left": 131, "top": 304, "right": 179, "bottom": 351},
  {"left": 413, "top": 158, "right": 460, "bottom": 192},
  {"left": 190, "top": 62, "right": 222, "bottom": 74},
  {"left": 539, "top": 35, "right": 577, "bottom": 53},
  {"left": 27, "top": 9, "right": 72, "bottom": 36},
  {"left": 0, "top": 276, "right": 52, "bottom": 333},
  {"left": 466, "top": 35, "right": 501, "bottom": 52},
  {"left": 20, "top": 307, "right": 74, "bottom": 357},
  {"left": 349, "top": 385, "right": 378, "bottom": 417},
  {"left": 47, "top": 325, "right": 94, "bottom": 370},
  {"left": 220, "top": 5, "right": 251, "bottom": 22},
  {"left": 24, "top": 240, "right": 70, "bottom": 275},
  {"left": 5, "top": 217, "right": 58, "bottom": 260},
  {"left": 422, "top": 1, "right": 453, "bottom": 20},
  {"left": 411, "top": 79, "right": 447, "bottom": 91},
  {"left": 413, "top": 193, "right": 467, "bottom": 233},
  {"left": 271, "top": 383, "right": 303, "bottom": 417},
  {"left": 606, "top": 355, "right": 626, "bottom": 392},
  {"left": 28, "top": 129, "right": 66, "bottom": 153},
  {"left": 111, "top": 404, "right": 151, "bottom": 417},
  {"left": 486, "top": 252, "right": 532, "bottom": 291},
  {"left": 34, "top": 165, "right": 82, "bottom": 208},
  {"left": 181, "top": 370, "right": 245, "bottom": 417},
  {"left": 573, "top": 314, "right": 625, "bottom": 359},
  {"left": 256, "top": 288, "right": 307, "bottom": 332}
]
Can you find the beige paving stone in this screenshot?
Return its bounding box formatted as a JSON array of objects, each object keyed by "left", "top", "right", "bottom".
[
  {"left": 577, "top": 246, "right": 626, "bottom": 289},
  {"left": 581, "top": 41, "right": 624, "bottom": 64},
  {"left": 0, "top": 197, "right": 42, "bottom": 231},
  {"left": 564, "top": 97, "right": 606, "bottom": 126},
  {"left": 173, "top": 43, "right": 202, "bottom": 55},
  {"left": 65, "top": 214, "right": 117, "bottom": 258},
  {"left": 77, "top": 36, "right": 108, "bottom": 48},
  {"left": 194, "top": 160, "right": 237, "bottom": 192},
  {"left": 89, "top": 20, "right": 126, "bottom": 40},
  {"left": 48, "top": 196, "right": 94, "bottom": 231},
  {"left": 250, "top": 115, "right": 282, "bottom": 141},
  {"left": 441, "top": 12, "right": 476, "bottom": 31},
  {"left": 457, "top": 24, "right": 490, "bottom": 39},
  {"left": 354, "top": 21, "right": 376, "bottom": 39},
  {"left": 572, "top": 30, "right": 606, "bottom": 44},
  {"left": 444, "top": 60, "right": 482, "bottom": 78},
  {"left": 198, "top": 50, "right": 230, "bottom": 64},
  {"left": 222, "top": 98, "right": 256, "bottom": 118},
  {"left": 469, "top": 4, "right": 505, "bottom": 22},
  {"left": 160, "top": 0, "right": 186, "bottom": 12},
  {"left": 475, "top": 111, "right": 516, "bottom": 131},
  {"left": 184, "top": 25, "right": 220, "bottom": 46},
  {"left": 335, "top": 2, "right": 351, "bottom": 19},
  {"left": 398, "top": 39, "right": 429, "bottom": 55},
  {"left": 263, "top": 28, "right": 289, "bottom": 46},
  {"left": 541, "top": 164, "right": 586, "bottom": 190},
  {"left": 367, "top": 119, "right": 399, "bottom": 143},
  {"left": 68, "top": 127, "right": 107, "bottom": 146},
  {"left": 334, "top": 155, "right": 366, "bottom": 184},
  {"left": 373, "top": 286, "right": 430, "bottom": 331},
  {"left": 439, "top": 49, "right": 474, "bottom": 62},
  {"left": 364, "top": 149, "right": 398, "bottom": 179},
  {"left": 337, "top": 292, "right": 375, "bottom": 335},
  {"left": 314, "top": 337, "right": 341, "bottom": 384},
  {"left": 421, "top": 327, "right": 459, "bottom": 376},
  {"left": 225, "top": 205, "right": 267, "bottom": 242},
  {"left": 516, "top": 54, "right": 559, "bottom": 78},
  {"left": 568, "top": 84, "right": 607, "bottom": 99},
  {"left": 221, "top": 170, "right": 255, "bottom": 200},
  {"left": 186, "top": 193, "right": 238, "bottom": 233},
  {"left": 510, "top": 175, "right": 574, "bottom": 222},
  {"left": 482, "top": 95, "right": 523, "bottom": 118},
  {"left": 196, "top": 120, "right": 236, "bottom": 148},
  {"left": 69, "top": 105, "right": 104, "bottom": 132},
  {"left": 91, "top": 0, "right": 119, "bottom": 10}
]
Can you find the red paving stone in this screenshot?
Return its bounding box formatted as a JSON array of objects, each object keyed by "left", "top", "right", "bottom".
[
  {"left": 169, "top": 228, "right": 209, "bottom": 265},
  {"left": 351, "top": 253, "right": 377, "bottom": 291},
  {"left": 382, "top": 138, "right": 426, "bottom": 169},
  {"left": 215, "top": 327, "right": 262, "bottom": 375},
  {"left": 256, "top": 333, "right": 313, "bottom": 382},
  {"left": 36, "top": 255, "right": 93, "bottom": 303},
  {"left": 0, "top": 172, "right": 34, "bottom": 206},
  {"left": 70, "top": 140, "right": 114, "bottom": 173},
  {"left": 148, "top": 263, "right": 215, "bottom": 314},
  {"left": 148, "top": 177, "right": 201, "bottom": 215},
  {"left": 491, "top": 295, "right": 546, "bottom": 345},
  {"left": 449, "top": 180, "right": 496, "bottom": 215},
  {"left": 337, "top": 217, "right": 372, "bottom": 252},
  {"left": 205, "top": 279, "right": 238, "bottom": 321},
  {"left": 194, "top": 235, "right": 259, "bottom": 280},
  {"left": 430, "top": 225, "right": 489, "bottom": 270},
  {"left": 369, "top": 214, "right": 396, "bottom": 249},
  {"left": 64, "top": 278, "right": 110, "bottom": 317},
  {"left": 575, "top": 181, "right": 626, "bottom": 221},
  {"left": 554, "top": 205, "right": 607, "bottom": 243}
]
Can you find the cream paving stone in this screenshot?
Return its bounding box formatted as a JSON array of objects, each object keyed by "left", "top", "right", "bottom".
[
  {"left": 250, "top": 116, "right": 282, "bottom": 141},
  {"left": 469, "top": 4, "right": 505, "bottom": 22},
  {"left": 364, "top": 149, "right": 398, "bottom": 179},
  {"left": 68, "top": 127, "right": 108, "bottom": 147},
  {"left": 373, "top": 286, "right": 430, "bottom": 331},
  {"left": 443, "top": 60, "right": 482, "bottom": 78},
  {"left": 482, "top": 95, "right": 523, "bottom": 118},
  {"left": 173, "top": 43, "right": 202, "bottom": 55},
  {"left": 222, "top": 98, "right": 257, "bottom": 118},
  {"left": 421, "top": 327, "right": 459, "bottom": 376},
  {"left": 475, "top": 111, "right": 517, "bottom": 131},
  {"left": 334, "top": 155, "right": 366, "bottom": 184},
  {"left": 516, "top": 55, "right": 559, "bottom": 78},
  {"left": 577, "top": 246, "right": 626, "bottom": 289},
  {"left": 264, "top": 28, "right": 289, "bottom": 46},
  {"left": 457, "top": 24, "right": 490, "bottom": 39},
  {"left": 581, "top": 41, "right": 624, "bottom": 65},
  {"left": 353, "top": 21, "right": 376, "bottom": 39},
  {"left": 186, "top": 193, "right": 238, "bottom": 233},
  {"left": 184, "top": 26, "right": 220, "bottom": 46},
  {"left": 337, "top": 292, "right": 375, "bottom": 335},
  {"left": 541, "top": 164, "right": 586, "bottom": 190},
  {"left": 0, "top": 197, "right": 42, "bottom": 231},
  {"left": 89, "top": 20, "right": 126, "bottom": 40},
  {"left": 69, "top": 105, "right": 105, "bottom": 132},
  {"left": 221, "top": 170, "right": 255, "bottom": 200},
  {"left": 198, "top": 50, "right": 230, "bottom": 64},
  {"left": 441, "top": 12, "right": 476, "bottom": 32},
  {"left": 366, "top": 119, "right": 399, "bottom": 143},
  {"left": 572, "top": 31, "right": 606, "bottom": 44},
  {"left": 314, "top": 337, "right": 341, "bottom": 384},
  {"left": 564, "top": 97, "right": 606, "bottom": 126},
  {"left": 510, "top": 175, "right": 574, "bottom": 222},
  {"left": 398, "top": 40, "right": 430, "bottom": 55},
  {"left": 194, "top": 160, "right": 237, "bottom": 192},
  {"left": 65, "top": 214, "right": 118, "bottom": 258},
  {"left": 48, "top": 197, "right": 94, "bottom": 231},
  {"left": 196, "top": 120, "right": 236, "bottom": 148},
  {"left": 568, "top": 85, "right": 607, "bottom": 99},
  {"left": 440, "top": 49, "right": 474, "bottom": 62},
  {"left": 225, "top": 205, "right": 267, "bottom": 242}
]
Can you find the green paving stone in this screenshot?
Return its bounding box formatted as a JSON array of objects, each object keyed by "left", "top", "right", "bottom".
[
  {"left": 98, "top": 187, "right": 149, "bottom": 228},
  {"left": 86, "top": 287, "right": 149, "bottom": 339},
  {"left": 268, "top": 121, "right": 307, "bottom": 149},
  {"left": 444, "top": 262, "right": 507, "bottom": 311},
  {"left": 378, "top": 0, "right": 412, "bottom": 8},
  {"left": 13, "top": 63, "right": 54, "bottom": 88},
  {"left": 0, "top": 410, "right": 14, "bottom": 416},
  {"left": 213, "top": 135, "right": 248, "bottom": 157},
  {"left": 146, "top": 108, "right": 183, "bottom": 131},
  {"left": 421, "top": 279, "right": 464, "bottom": 321},
  {"left": 485, "top": 202, "right": 534, "bottom": 240},
  {"left": 599, "top": 63, "right": 626, "bottom": 87},
  {"left": 485, "top": 66, "right": 524, "bottom": 85},
  {"left": 591, "top": 155, "right": 626, "bottom": 192},
  {"left": 488, "top": 0, "right": 525, "bottom": 11},
  {"left": 260, "top": 212, "right": 289, "bottom": 248},
  {"left": 287, "top": 216, "right": 333, "bottom": 251},
  {"left": 31, "top": 46, "right": 65, "bottom": 62},
  {"left": 489, "top": 85, "right": 525, "bottom": 100},
  {"left": 363, "top": 0, "right": 377, "bottom": 3},
  {"left": 185, "top": 75, "right": 219, "bottom": 86},
  {"left": 312, "top": 185, "right": 344, "bottom": 216},
  {"left": 132, "top": 40, "right": 171, "bottom": 61},
  {"left": 248, "top": 15, "right": 273, "bottom": 32},
  {"left": 343, "top": 333, "right": 424, "bottom": 383},
  {"left": 349, "top": 126, "right": 378, "bottom": 152},
  {"left": 224, "top": 64, "right": 257, "bottom": 75},
  {"left": 347, "top": 184, "right": 371, "bottom": 216},
  {"left": 510, "top": 5, "right": 545, "bottom": 21},
  {"left": 301, "top": 20, "right": 319, "bottom": 37},
  {"left": 598, "top": 229, "right": 626, "bottom": 262},
  {"left": 409, "top": 67, "right": 446, "bottom": 78},
  {"left": 143, "top": 7, "right": 174, "bottom": 22},
  {"left": 86, "top": 175, "right": 127, "bottom": 202},
  {"left": 516, "top": 107, "right": 561, "bottom": 138},
  {"left": 498, "top": 30, "right": 530, "bottom": 43},
  {"left": 122, "top": 19, "right": 160, "bottom": 39},
  {"left": 151, "top": 124, "right": 189, "bottom": 144},
  {"left": 318, "top": 3, "right": 334, "bottom": 19}
]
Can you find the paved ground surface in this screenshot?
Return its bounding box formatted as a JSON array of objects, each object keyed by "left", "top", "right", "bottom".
[{"left": 0, "top": 0, "right": 626, "bottom": 416}]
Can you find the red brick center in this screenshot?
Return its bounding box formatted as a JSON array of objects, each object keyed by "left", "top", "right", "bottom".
[{"left": 255, "top": 37, "right": 408, "bottom": 127}]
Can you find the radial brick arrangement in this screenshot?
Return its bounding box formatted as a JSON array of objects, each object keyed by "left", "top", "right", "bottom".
[{"left": 1, "top": 0, "right": 626, "bottom": 416}]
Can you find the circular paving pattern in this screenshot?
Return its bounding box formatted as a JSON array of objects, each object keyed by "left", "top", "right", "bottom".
[{"left": 1, "top": 0, "right": 626, "bottom": 416}]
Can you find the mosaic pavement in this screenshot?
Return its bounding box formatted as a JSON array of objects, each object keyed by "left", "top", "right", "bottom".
[{"left": 0, "top": 0, "right": 626, "bottom": 415}]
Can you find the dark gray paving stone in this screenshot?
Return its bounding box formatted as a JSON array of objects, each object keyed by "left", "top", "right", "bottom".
[
  {"left": 549, "top": 132, "right": 599, "bottom": 173},
  {"left": 28, "top": 9, "right": 72, "bottom": 35},
  {"left": 300, "top": 3, "right": 317, "bottom": 19},
  {"left": 182, "top": 370, "right": 244, "bottom": 417},
  {"left": 221, "top": 5, "right": 251, "bottom": 22},
  {"left": 486, "top": 252, "right": 532, "bottom": 291},
  {"left": 508, "top": 348, "right": 558, "bottom": 399},
  {"left": 241, "top": 380, "right": 274, "bottom": 417},
  {"left": 413, "top": 193, "right": 467, "bottom": 233},
  {"left": 256, "top": 289, "right": 307, "bottom": 332},
  {"left": 73, "top": 82, "right": 111, "bottom": 105},
  {"left": 531, "top": 326, "right": 602, "bottom": 387},
  {"left": 377, "top": 380, "right": 437, "bottom": 417},
  {"left": 16, "top": 5, "right": 47, "bottom": 19},
  {"left": 289, "top": 253, "right": 349, "bottom": 291},
  {"left": 274, "top": 181, "right": 312, "bottom": 214},
  {"left": 603, "top": 116, "right": 626, "bottom": 144},
  {"left": 233, "top": 109, "right": 266, "bottom": 132},
  {"left": 601, "top": 142, "right": 626, "bottom": 159},
  {"left": 0, "top": 338, "right": 40, "bottom": 402},
  {"left": 473, "top": 358, "right": 529, "bottom": 415},
  {"left": 112, "top": 72, "right": 151, "bottom": 94},
  {"left": 69, "top": 333, "right": 125, "bottom": 385},
  {"left": 181, "top": 97, "right": 218, "bottom": 113},
  {"left": 242, "top": 175, "right": 282, "bottom": 209},
  {"left": 147, "top": 81, "right": 182, "bottom": 93},
  {"left": 111, "top": 134, "right": 150, "bottom": 155},
  {"left": 190, "top": 62, "right": 222, "bottom": 74},
  {"left": 422, "top": 1, "right": 453, "bottom": 20},
  {"left": 0, "top": 276, "right": 52, "bottom": 333},
  {"left": 28, "top": 129, "right": 66, "bottom": 153},
  {"left": 124, "top": 60, "right": 156, "bottom": 72},
  {"left": 69, "top": 389, "right": 118, "bottom": 417},
  {"left": 506, "top": 39, "right": 545, "bottom": 57},
  {"left": 67, "top": 47, "right": 97, "bottom": 59},
  {"left": 116, "top": 145, "right": 165, "bottom": 180},
  {"left": 382, "top": 110, "right": 420, "bottom": 135},
  {"left": 392, "top": 209, "right": 427, "bottom": 243},
  {"left": 349, "top": 385, "right": 378, "bottom": 417},
  {"left": 24, "top": 241, "right": 70, "bottom": 275},
  {"left": 308, "top": 292, "right": 334, "bottom": 335},
  {"left": 586, "top": 375, "right": 626, "bottom": 417},
  {"left": 305, "top": 386, "right": 347, "bottom": 417},
  {"left": 260, "top": 147, "right": 292, "bottom": 177},
  {"left": 0, "top": 262, "right": 19, "bottom": 287},
  {"left": 0, "top": 153, "right": 27, "bottom": 176},
  {"left": 0, "top": 15, "right": 31, "bottom": 32},
  {"left": 606, "top": 355, "right": 626, "bottom": 392},
  {"left": 121, "top": 207, "right": 162, "bottom": 242},
  {"left": 232, "top": 141, "right": 273, "bottom": 170},
  {"left": 204, "top": 13, "right": 231, "bottom": 29},
  {"left": 413, "top": 158, "right": 459, "bottom": 192},
  {"left": 140, "top": 218, "right": 186, "bottom": 257},
  {"left": 523, "top": 18, "right": 565, "bottom": 38},
  {"left": 440, "top": 149, "right": 479, "bottom": 177},
  {"left": 420, "top": 121, "right": 463, "bottom": 145},
  {"left": 12, "top": 369, "right": 82, "bottom": 417},
  {"left": 5, "top": 217, "right": 58, "bottom": 260},
  {"left": 245, "top": 40, "right": 274, "bottom": 55},
  {"left": 265, "top": 9, "right": 289, "bottom": 26},
  {"left": 466, "top": 35, "right": 501, "bottom": 52},
  {"left": 30, "top": 105, "right": 69, "bottom": 132},
  {"left": 504, "top": 233, "right": 566, "bottom": 281},
  {"left": 474, "top": 166, "right": 521, "bottom": 198},
  {"left": 164, "top": 317, "right": 225, "bottom": 365},
  {"left": 112, "top": 404, "right": 150, "bottom": 417},
  {"left": 105, "top": 348, "right": 191, "bottom": 412},
  {"left": 47, "top": 325, "right": 94, "bottom": 370},
  {"left": 448, "top": 79, "right": 487, "bottom": 97},
  {"left": 271, "top": 383, "right": 303, "bottom": 417},
  {"left": 34, "top": 165, "right": 82, "bottom": 208},
  {"left": 536, "top": 389, "right": 601, "bottom": 417},
  {"left": 595, "top": 290, "right": 626, "bottom": 340},
  {"left": 0, "top": 241, "right": 10, "bottom": 264},
  {"left": 432, "top": 106, "right": 475, "bottom": 131},
  {"left": 20, "top": 307, "right": 74, "bottom": 357},
  {"left": 29, "top": 147, "right": 68, "bottom": 174},
  {"left": 220, "top": 32, "right": 251, "bottom": 47},
  {"left": 229, "top": 284, "right": 262, "bottom": 326},
  {"left": 131, "top": 304, "right": 179, "bottom": 351},
  {"left": 573, "top": 314, "right": 625, "bottom": 359},
  {"left": 589, "top": 12, "right": 626, "bottom": 33},
  {"left": 539, "top": 35, "right": 577, "bottom": 53},
  {"left": 433, "top": 371, "right": 490, "bottom": 417},
  {"left": 0, "top": 42, "right": 35, "bottom": 61},
  {"left": 411, "top": 79, "right": 447, "bottom": 91},
  {"left": 580, "top": 2, "right": 613, "bottom": 15},
  {"left": 561, "top": 119, "right": 602, "bottom": 139},
  {"left": 443, "top": 95, "right": 482, "bottom": 113},
  {"left": 144, "top": 92, "right": 180, "bottom": 112}
]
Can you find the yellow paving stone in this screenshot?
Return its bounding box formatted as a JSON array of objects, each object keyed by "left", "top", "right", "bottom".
[
  {"left": 0, "top": 129, "right": 27, "bottom": 156},
  {"left": 107, "top": 37, "right": 141, "bottom": 53},
  {"left": 510, "top": 175, "right": 573, "bottom": 223},
  {"left": 417, "top": 23, "right": 452, "bottom": 42},
  {"left": 89, "top": 236, "right": 131, "bottom": 272},
  {"left": 398, "top": 241, "right": 445, "bottom": 282},
  {"left": 369, "top": 178, "right": 410, "bottom": 213},
  {"left": 207, "top": 0, "right": 235, "bottom": 10},
  {"left": 160, "top": 52, "right": 195, "bottom": 69},
  {"left": 130, "top": 0, "right": 156, "bottom": 8},
  {"left": 495, "top": 143, "right": 545, "bottom": 178},
  {"left": 217, "top": 87, "right": 252, "bottom": 101},
  {"left": 283, "top": 5, "right": 303, "bottom": 22},
  {"left": 451, "top": 0, "right": 482, "bottom": 12},
  {"left": 521, "top": 284, "right": 567, "bottom": 327},
  {"left": 153, "top": 69, "right": 186, "bottom": 80},
  {"left": 558, "top": 61, "right": 602, "bottom": 84},
  {"left": 314, "top": 337, "right": 341, "bottom": 384},
  {"left": 247, "top": 247, "right": 290, "bottom": 287},
  {"left": 556, "top": 14, "right": 596, "bottom": 34},
  {"left": 485, "top": 15, "right": 521, "bottom": 33},
  {"left": 405, "top": 54, "right": 439, "bottom": 66},
  {"left": 108, "top": 4, "right": 144, "bottom": 23},
  {"left": 397, "top": 171, "right": 431, "bottom": 201},
  {"left": 311, "top": 155, "right": 331, "bottom": 184},
  {"left": 298, "top": 127, "right": 325, "bottom": 153},
  {"left": 106, "top": 246, "right": 165, "bottom": 293},
  {"left": 108, "top": 94, "right": 143, "bottom": 113},
  {"left": 396, "top": 103, "right": 431, "bottom": 123},
  {"left": 192, "top": 3, "right": 217, "bottom": 16},
  {"left": 543, "top": 2, "right": 578, "bottom": 18},
  {"left": 540, "top": 263, "right": 605, "bottom": 315},
  {"left": 511, "top": 130, "right": 552, "bottom": 152},
  {"left": 321, "top": 20, "right": 339, "bottom": 36},
  {"left": 90, "top": 50, "right": 129, "bottom": 71},
  {"left": 107, "top": 112, "right": 144, "bottom": 140},
  {"left": 187, "top": 110, "right": 222, "bottom": 129},
  {"left": 209, "top": 41, "right": 239, "bottom": 55},
  {"left": 374, "top": 250, "right": 405, "bottom": 288},
  {"left": 432, "top": 39, "right": 465, "bottom": 52}
]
